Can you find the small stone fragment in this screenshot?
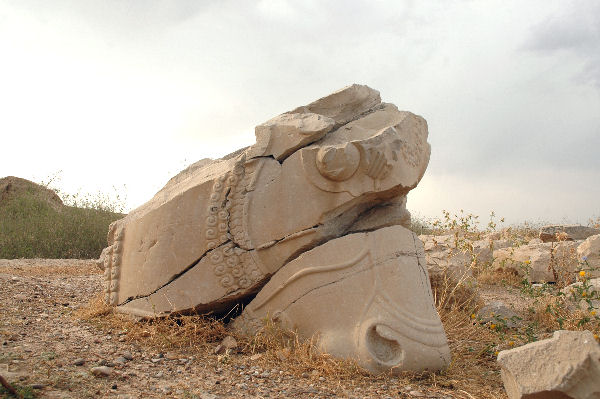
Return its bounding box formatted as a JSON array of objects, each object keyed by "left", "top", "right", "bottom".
[
  {"left": 90, "top": 366, "right": 113, "bottom": 377},
  {"left": 476, "top": 301, "right": 521, "bottom": 328},
  {"left": 73, "top": 358, "right": 85, "bottom": 366},
  {"left": 214, "top": 335, "right": 238, "bottom": 354},
  {"left": 113, "top": 356, "right": 127, "bottom": 365}
]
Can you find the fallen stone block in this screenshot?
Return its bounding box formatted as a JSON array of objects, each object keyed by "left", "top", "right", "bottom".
[
  {"left": 578, "top": 235, "right": 600, "bottom": 278},
  {"left": 476, "top": 301, "right": 521, "bottom": 328},
  {"left": 497, "top": 330, "right": 600, "bottom": 399},
  {"left": 492, "top": 241, "right": 579, "bottom": 283},
  {"left": 539, "top": 225, "right": 600, "bottom": 243}
]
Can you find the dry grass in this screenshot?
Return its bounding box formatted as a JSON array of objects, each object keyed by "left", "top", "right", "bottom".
[{"left": 74, "top": 290, "right": 505, "bottom": 397}]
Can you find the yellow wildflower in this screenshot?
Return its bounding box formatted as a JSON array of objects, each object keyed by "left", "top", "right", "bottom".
[
  {"left": 582, "top": 291, "right": 587, "bottom": 297},
  {"left": 592, "top": 310, "right": 597, "bottom": 316},
  {"left": 494, "top": 351, "right": 499, "bottom": 356},
  {"left": 508, "top": 341, "right": 515, "bottom": 346},
  {"left": 471, "top": 313, "right": 476, "bottom": 319},
  {"left": 524, "top": 260, "right": 531, "bottom": 265},
  {"left": 490, "top": 324, "right": 496, "bottom": 330},
  {"left": 595, "top": 334, "right": 599, "bottom": 341},
  {"left": 580, "top": 270, "right": 586, "bottom": 277}
]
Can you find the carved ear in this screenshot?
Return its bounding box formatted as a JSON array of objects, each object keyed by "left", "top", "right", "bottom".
[{"left": 247, "top": 112, "right": 335, "bottom": 161}]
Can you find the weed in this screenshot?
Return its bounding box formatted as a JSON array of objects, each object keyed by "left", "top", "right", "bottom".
[{"left": 0, "top": 384, "right": 37, "bottom": 399}]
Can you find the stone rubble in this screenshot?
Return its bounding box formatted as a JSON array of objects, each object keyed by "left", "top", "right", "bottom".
[{"left": 539, "top": 225, "right": 600, "bottom": 243}]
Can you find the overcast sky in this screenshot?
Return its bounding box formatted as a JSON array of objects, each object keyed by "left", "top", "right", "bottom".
[{"left": 1, "top": 0, "right": 598, "bottom": 225}]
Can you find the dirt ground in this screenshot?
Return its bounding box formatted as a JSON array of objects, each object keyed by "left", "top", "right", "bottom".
[{"left": 1, "top": 259, "right": 504, "bottom": 399}]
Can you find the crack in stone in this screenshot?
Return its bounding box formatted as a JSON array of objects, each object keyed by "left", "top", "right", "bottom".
[
  {"left": 280, "top": 250, "right": 418, "bottom": 313},
  {"left": 118, "top": 241, "right": 231, "bottom": 306},
  {"left": 246, "top": 103, "right": 384, "bottom": 164}
]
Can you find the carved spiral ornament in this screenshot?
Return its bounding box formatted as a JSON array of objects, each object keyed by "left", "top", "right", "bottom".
[{"left": 315, "top": 143, "right": 360, "bottom": 182}]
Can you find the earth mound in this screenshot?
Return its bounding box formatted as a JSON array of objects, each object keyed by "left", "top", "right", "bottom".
[{"left": 0, "top": 176, "right": 63, "bottom": 209}]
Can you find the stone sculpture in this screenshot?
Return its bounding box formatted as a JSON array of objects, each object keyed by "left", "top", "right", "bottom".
[
  {"left": 232, "top": 225, "right": 451, "bottom": 373},
  {"left": 98, "top": 84, "right": 449, "bottom": 373}
]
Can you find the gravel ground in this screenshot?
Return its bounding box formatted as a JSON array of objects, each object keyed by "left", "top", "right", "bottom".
[{"left": 1, "top": 259, "right": 478, "bottom": 399}]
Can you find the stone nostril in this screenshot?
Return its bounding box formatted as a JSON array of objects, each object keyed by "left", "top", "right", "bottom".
[{"left": 365, "top": 324, "right": 404, "bottom": 365}]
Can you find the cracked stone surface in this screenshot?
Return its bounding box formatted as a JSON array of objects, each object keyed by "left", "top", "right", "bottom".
[
  {"left": 497, "top": 330, "right": 600, "bottom": 399},
  {"left": 233, "top": 225, "right": 450, "bottom": 373},
  {"left": 97, "top": 84, "right": 444, "bottom": 373}
]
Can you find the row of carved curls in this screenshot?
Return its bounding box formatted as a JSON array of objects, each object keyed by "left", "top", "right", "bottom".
[{"left": 103, "top": 225, "right": 124, "bottom": 305}]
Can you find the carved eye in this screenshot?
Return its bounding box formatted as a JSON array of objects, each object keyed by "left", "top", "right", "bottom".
[{"left": 315, "top": 144, "right": 360, "bottom": 181}]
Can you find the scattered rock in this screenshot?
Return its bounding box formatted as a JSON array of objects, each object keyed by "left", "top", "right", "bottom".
[
  {"left": 476, "top": 301, "right": 521, "bottom": 328},
  {"left": 419, "top": 234, "right": 473, "bottom": 281},
  {"left": 493, "top": 241, "right": 579, "bottom": 282},
  {"left": 578, "top": 234, "right": 600, "bottom": 277},
  {"left": 113, "top": 356, "right": 127, "bottom": 365},
  {"left": 90, "top": 366, "right": 113, "bottom": 377},
  {"left": 471, "top": 239, "right": 512, "bottom": 266},
  {"left": 121, "top": 351, "right": 133, "bottom": 361},
  {"left": 497, "top": 330, "right": 600, "bottom": 399},
  {"left": 276, "top": 348, "right": 290, "bottom": 361},
  {"left": 561, "top": 278, "right": 600, "bottom": 310},
  {"left": 539, "top": 225, "right": 600, "bottom": 243},
  {"left": 214, "top": 336, "right": 238, "bottom": 355},
  {"left": 73, "top": 358, "right": 85, "bottom": 366}
]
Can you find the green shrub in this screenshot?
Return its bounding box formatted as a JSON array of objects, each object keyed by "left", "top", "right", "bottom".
[{"left": 0, "top": 187, "right": 123, "bottom": 259}]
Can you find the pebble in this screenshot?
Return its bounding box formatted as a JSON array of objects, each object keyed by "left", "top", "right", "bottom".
[
  {"left": 73, "top": 358, "right": 85, "bottom": 366},
  {"left": 155, "top": 371, "right": 164, "bottom": 378},
  {"left": 409, "top": 390, "right": 425, "bottom": 397},
  {"left": 122, "top": 351, "right": 133, "bottom": 360},
  {"left": 114, "top": 356, "right": 127, "bottom": 365},
  {"left": 31, "top": 384, "right": 45, "bottom": 389},
  {"left": 90, "top": 366, "right": 113, "bottom": 377}
]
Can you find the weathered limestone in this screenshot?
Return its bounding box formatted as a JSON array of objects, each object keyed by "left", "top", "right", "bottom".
[
  {"left": 232, "top": 225, "right": 451, "bottom": 373},
  {"left": 492, "top": 241, "right": 579, "bottom": 283},
  {"left": 562, "top": 278, "right": 600, "bottom": 311},
  {"left": 476, "top": 301, "right": 521, "bottom": 328},
  {"left": 497, "top": 330, "right": 600, "bottom": 399},
  {"left": 419, "top": 235, "right": 473, "bottom": 281},
  {"left": 418, "top": 235, "right": 511, "bottom": 281},
  {"left": 539, "top": 224, "right": 600, "bottom": 243},
  {"left": 578, "top": 235, "right": 600, "bottom": 277},
  {"left": 471, "top": 238, "right": 513, "bottom": 268},
  {"left": 97, "top": 84, "right": 442, "bottom": 373},
  {"left": 99, "top": 90, "right": 423, "bottom": 300}
]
